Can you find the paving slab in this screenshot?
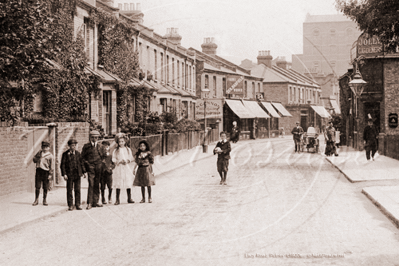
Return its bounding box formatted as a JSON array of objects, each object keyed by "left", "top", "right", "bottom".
[
  {"left": 324, "top": 145, "right": 399, "bottom": 182},
  {"left": 362, "top": 186, "right": 399, "bottom": 228},
  {"left": 0, "top": 144, "right": 217, "bottom": 234}
]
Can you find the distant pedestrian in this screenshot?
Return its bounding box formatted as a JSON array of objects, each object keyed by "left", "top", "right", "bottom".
[
  {"left": 324, "top": 121, "right": 339, "bottom": 156},
  {"left": 32, "top": 141, "right": 54, "bottom": 206},
  {"left": 230, "top": 121, "right": 240, "bottom": 143},
  {"left": 133, "top": 140, "right": 155, "bottom": 203},
  {"left": 61, "top": 139, "right": 86, "bottom": 211},
  {"left": 363, "top": 118, "right": 378, "bottom": 161},
  {"left": 81, "top": 130, "right": 105, "bottom": 210},
  {"left": 101, "top": 141, "right": 114, "bottom": 204},
  {"left": 112, "top": 133, "right": 135, "bottom": 205},
  {"left": 213, "top": 131, "right": 231, "bottom": 185},
  {"left": 291, "top": 122, "right": 304, "bottom": 153}
]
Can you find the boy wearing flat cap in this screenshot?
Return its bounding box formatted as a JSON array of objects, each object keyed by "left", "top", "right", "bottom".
[
  {"left": 32, "top": 141, "right": 54, "bottom": 206},
  {"left": 61, "top": 138, "right": 86, "bottom": 211}
]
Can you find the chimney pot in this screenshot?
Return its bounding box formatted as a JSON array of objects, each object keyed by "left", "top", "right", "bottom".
[
  {"left": 136, "top": 3, "right": 141, "bottom": 10},
  {"left": 257, "top": 50, "right": 273, "bottom": 68},
  {"left": 201, "top": 37, "right": 217, "bottom": 56}
]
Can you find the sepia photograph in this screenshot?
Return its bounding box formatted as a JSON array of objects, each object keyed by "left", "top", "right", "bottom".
[{"left": 1, "top": 0, "right": 399, "bottom": 265}]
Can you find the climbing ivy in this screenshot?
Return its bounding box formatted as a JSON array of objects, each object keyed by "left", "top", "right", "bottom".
[{"left": 0, "top": 0, "right": 101, "bottom": 123}]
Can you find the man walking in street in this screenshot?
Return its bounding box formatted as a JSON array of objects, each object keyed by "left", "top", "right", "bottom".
[
  {"left": 81, "top": 131, "right": 104, "bottom": 210},
  {"left": 291, "top": 122, "right": 304, "bottom": 153},
  {"left": 363, "top": 118, "right": 379, "bottom": 161}
]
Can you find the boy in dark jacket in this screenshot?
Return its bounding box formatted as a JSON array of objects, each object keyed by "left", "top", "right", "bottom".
[
  {"left": 61, "top": 139, "right": 86, "bottom": 211},
  {"left": 213, "top": 131, "right": 231, "bottom": 185},
  {"left": 32, "top": 141, "right": 54, "bottom": 206},
  {"left": 101, "top": 141, "right": 114, "bottom": 204}
]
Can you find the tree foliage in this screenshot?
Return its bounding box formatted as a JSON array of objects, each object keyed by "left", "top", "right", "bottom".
[
  {"left": 0, "top": 0, "right": 101, "bottom": 123},
  {"left": 336, "top": 0, "right": 399, "bottom": 52}
]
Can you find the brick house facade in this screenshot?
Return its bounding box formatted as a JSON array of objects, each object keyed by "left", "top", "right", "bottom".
[{"left": 339, "top": 33, "right": 399, "bottom": 158}]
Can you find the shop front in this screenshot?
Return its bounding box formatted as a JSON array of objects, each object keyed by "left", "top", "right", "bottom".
[
  {"left": 195, "top": 98, "right": 223, "bottom": 136},
  {"left": 339, "top": 32, "right": 399, "bottom": 157},
  {"left": 223, "top": 99, "right": 255, "bottom": 140},
  {"left": 242, "top": 100, "right": 270, "bottom": 139},
  {"left": 260, "top": 102, "right": 281, "bottom": 137}
]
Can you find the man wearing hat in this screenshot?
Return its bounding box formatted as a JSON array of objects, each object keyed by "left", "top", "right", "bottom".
[
  {"left": 291, "top": 121, "right": 304, "bottom": 153},
  {"left": 363, "top": 118, "right": 379, "bottom": 161},
  {"left": 61, "top": 138, "right": 86, "bottom": 211},
  {"left": 81, "top": 130, "right": 105, "bottom": 209}
]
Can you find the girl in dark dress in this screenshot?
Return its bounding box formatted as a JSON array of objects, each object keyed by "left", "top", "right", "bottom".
[{"left": 133, "top": 140, "right": 155, "bottom": 203}]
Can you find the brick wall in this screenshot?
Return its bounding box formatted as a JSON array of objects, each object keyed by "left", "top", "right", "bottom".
[
  {"left": 384, "top": 59, "right": 399, "bottom": 135},
  {"left": 0, "top": 127, "right": 30, "bottom": 197},
  {"left": 281, "top": 107, "right": 302, "bottom": 136},
  {"left": 264, "top": 83, "right": 288, "bottom": 104}
]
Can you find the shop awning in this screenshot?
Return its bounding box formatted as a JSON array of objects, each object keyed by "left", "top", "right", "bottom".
[
  {"left": 260, "top": 102, "right": 281, "bottom": 118},
  {"left": 225, "top": 100, "right": 254, "bottom": 119},
  {"left": 271, "top": 102, "right": 292, "bottom": 117},
  {"left": 242, "top": 101, "right": 270, "bottom": 118},
  {"left": 311, "top": 105, "right": 331, "bottom": 118},
  {"left": 330, "top": 99, "right": 341, "bottom": 114}
]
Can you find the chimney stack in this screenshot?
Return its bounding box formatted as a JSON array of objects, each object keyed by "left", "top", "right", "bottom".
[
  {"left": 276, "top": 56, "right": 289, "bottom": 70},
  {"left": 201, "top": 37, "right": 218, "bottom": 56},
  {"left": 164, "top": 28, "right": 182, "bottom": 46},
  {"left": 257, "top": 50, "right": 273, "bottom": 68}
]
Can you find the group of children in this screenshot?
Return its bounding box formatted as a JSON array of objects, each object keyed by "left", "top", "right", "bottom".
[
  {"left": 32, "top": 132, "right": 155, "bottom": 210},
  {"left": 32, "top": 130, "right": 232, "bottom": 210}
]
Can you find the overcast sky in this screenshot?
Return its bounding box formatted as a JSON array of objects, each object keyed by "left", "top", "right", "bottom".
[{"left": 114, "top": 0, "right": 343, "bottom": 65}]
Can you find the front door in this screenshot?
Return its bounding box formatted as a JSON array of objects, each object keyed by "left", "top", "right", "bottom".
[
  {"left": 301, "top": 115, "right": 308, "bottom": 132},
  {"left": 103, "top": 91, "right": 112, "bottom": 136}
]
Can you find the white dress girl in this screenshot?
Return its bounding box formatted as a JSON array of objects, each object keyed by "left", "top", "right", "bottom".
[{"left": 112, "top": 147, "right": 135, "bottom": 189}]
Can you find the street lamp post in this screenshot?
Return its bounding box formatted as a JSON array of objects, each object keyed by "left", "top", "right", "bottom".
[{"left": 348, "top": 61, "right": 367, "bottom": 150}]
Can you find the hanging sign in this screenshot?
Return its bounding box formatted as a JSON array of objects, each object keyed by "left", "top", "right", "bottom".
[{"left": 388, "top": 113, "right": 398, "bottom": 128}]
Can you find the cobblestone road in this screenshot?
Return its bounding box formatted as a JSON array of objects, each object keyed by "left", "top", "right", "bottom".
[{"left": 1, "top": 138, "right": 399, "bottom": 266}]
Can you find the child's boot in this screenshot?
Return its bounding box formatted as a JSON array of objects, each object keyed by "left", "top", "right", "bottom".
[
  {"left": 114, "top": 189, "right": 120, "bottom": 205},
  {"left": 43, "top": 189, "right": 48, "bottom": 206},
  {"left": 127, "top": 188, "right": 134, "bottom": 203},
  {"left": 32, "top": 189, "right": 40, "bottom": 206}
]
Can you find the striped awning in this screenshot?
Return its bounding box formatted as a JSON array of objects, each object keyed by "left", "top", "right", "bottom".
[
  {"left": 271, "top": 102, "right": 292, "bottom": 117},
  {"left": 225, "top": 100, "right": 254, "bottom": 119},
  {"left": 311, "top": 105, "right": 331, "bottom": 118},
  {"left": 242, "top": 101, "right": 270, "bottom": 118},
  {"left": 260, "top": 102, "right": 281, "bottom": 118}
]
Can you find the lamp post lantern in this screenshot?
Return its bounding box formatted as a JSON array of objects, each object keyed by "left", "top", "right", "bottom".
[{"left": 348, "top": 63, "right": 367, "bottom": 149}]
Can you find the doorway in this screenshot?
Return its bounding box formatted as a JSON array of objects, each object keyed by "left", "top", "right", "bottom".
[
  {"left": 301, "top": 115, "right": 308, "bottom": 132},
  {"left": 364, "top": 102, "right": 380, "bottom": 132},
  {"left": 103, "top": 91, "right": 112, "bottom": 136}
]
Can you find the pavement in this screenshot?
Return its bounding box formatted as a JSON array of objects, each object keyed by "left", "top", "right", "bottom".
[
  {"left": 0, "top": 143, "right": 217, "bottom": 234},
  {"left": 2, "top": 137, "right": 399, "bottom": 236},
  {"left": 324, "top": 143, "right": 399, "bottom": 229}
]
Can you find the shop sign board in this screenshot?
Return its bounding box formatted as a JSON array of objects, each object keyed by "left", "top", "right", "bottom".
[
  {"left": 226, "top": 75, "right": 244, "bottom": 95},
  {"left": 195, "top": 99, "right": 223, "bottom": 119}
]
